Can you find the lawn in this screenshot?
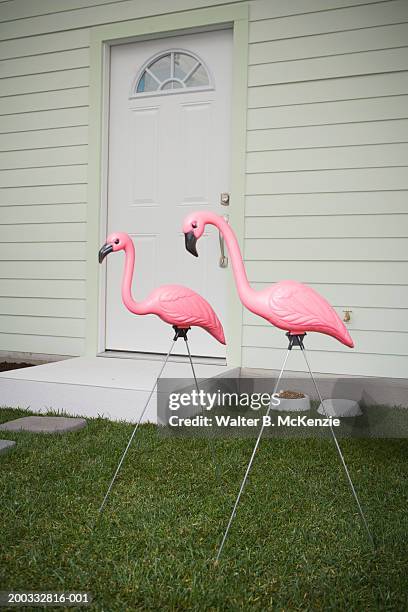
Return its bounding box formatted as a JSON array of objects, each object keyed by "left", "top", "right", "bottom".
[{"left": 0, "top": 407, "right": 407, "bottom": 611}]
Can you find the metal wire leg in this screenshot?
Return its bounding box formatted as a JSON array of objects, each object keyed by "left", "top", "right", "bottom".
[
  {"left": 185, "top": 338, "right": 220, "bottom": 483},
  {"left": 215, "top": 349, "right": 291, "bottom": 561},
  {"left": 300, "top": 347, "right": 374, "bottom": 548},
  {"left": 184, "top": 337, "right": 198, "bottom": 391},
  {"left": 98, "top": 339, "right": 176, "bottom": 515}
]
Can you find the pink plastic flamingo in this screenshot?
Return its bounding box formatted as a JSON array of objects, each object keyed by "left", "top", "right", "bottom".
[
  {"left": 183, "top": 212, "right": 374, "bottom": 559},
  {"left": 183, "top": 212, "right": 352, "bottom": 347},
  {"left": 97, "top": 231, "right": 224, "bottom": 514},
  {"left": 99, "top": 232, "right": 225, "bottom": 344}
]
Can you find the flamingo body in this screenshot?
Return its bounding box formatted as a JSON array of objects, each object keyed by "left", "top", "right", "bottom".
[
  {"left": 254, "top": 280, "right": 353, "bottom": 347},
  {"left": 183, "top": 212, "right": 353, "bottom": 348},
  {"left": 140, "top": 284, "right": 225, "bottom": 344},
  {"left": 98, "top": 232, "right": 225, "bottom": 345}
]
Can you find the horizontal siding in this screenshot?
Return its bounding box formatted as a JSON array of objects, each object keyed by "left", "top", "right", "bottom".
[
  {"left": 249, "top": 23, "right": 408, "bottom": 63},
  {"left": 0, "top": 243, "right": 86, "bottom": 261},
  {"left": 0, "top": 333, "right": 84, "bottom": 355},
  {"left": 248, "top": 72, "right": 408, "bottom": 107},
  {"left": 242, "top": 347, "right": 408, "bottom": 378},
  {"left": 245, "top": 261, "right": 407, "bottom": 285},
  {"left": 0, "top": 88, "right": 89, "bottom": 115},
  {"left": 0, "top": 0, "right": 130, "bottom": 22},
  {"left": 0, "top": 0, "right": 243, "bottom": 39},
  {"left": 0, "top": 279, "right": 85, "bottom": 299},
  {"left": 250, "top": 0, "right": 388, "bottom": 20},
  {"left": 248, "top": 283, "right": 408, "bottom": 310},
  {"left": 0, "top": 107, "right": 88, "bottom": 133},
  {"left": 0, "top": 315, "right": 85, "bottom": 338},
  {"left": 0, "top": 68, "right": 89, "bottom": 96},
  {"left": 0, "top": 166, "right": 87, "bottom": 188},
  {"left": 243, "top": 307, "right": 408, "bottom": 333},
  {"left": 245, "top": 192, "right": 408, "bottom": 216},
  {"left": 0, "top": 203, "right": 86, "bottom": 224},
  {"left": 0, "top": 146, "right": 88, "bottom": 170},
  {"left": 245, "top": 0, "right": 408, "bottom": 377},
  {"left": 0, "top": 127, "right": 88, "bottom": 152},
  {"left": 246, "top": 143, "right": 408, "bottom": 172},
  {"left": 249, "top": 47, "right": 408, "bottom": 85},
  {"left": 249, "top": 0, "right": 408, "bottom": 42},
  {"left": 247, "top": 120, "right": 408, "bottom": 151},
  {"left": 0, "top": 297, "right": 85, "bottom": 318},
  {"left": 0, "top": 185, "right": 87, "bottom": 206},
  {"left": 0, "top": 222, "right": 86, "bottom": 242},
  {"left": 0, "top": 260, "right": 86, "bottom": 280},
  {"left": 0, "top": 48, "right": 89, "bottom": 78},
  {"left": 245, "top": 214, "right": 408, "bottom": 239},
  {"left": 0, "top": 0, "right": 375, "bottom": 24},
  {"left": 0, "top": 30, "right": 89, "bottom": 60},
  {"left": 243, "top": 326, "right": 408, "bottom": 356},
  {"left": 248, "top": 96, "right": 408, "bottom": 129},
  {"left": 246, "top": 167, "right": 408, "bottom": 194},
  {"left": 244, "top": 238, "right": 407, "bottom": 261}
]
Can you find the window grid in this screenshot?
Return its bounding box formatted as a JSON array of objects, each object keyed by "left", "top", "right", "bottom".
[{"left": 135, "top": 51, "right": 211, "bottom": 95}]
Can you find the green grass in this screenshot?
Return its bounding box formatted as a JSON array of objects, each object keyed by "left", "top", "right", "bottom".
[{"left": 0, "top": 407, "right": 407, "bottom": 611}]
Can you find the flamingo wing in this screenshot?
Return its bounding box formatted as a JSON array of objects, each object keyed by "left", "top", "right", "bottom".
[
  {"left": 156, "top": 285, "right": 225, "bottom": 344},
  {"left": 267, "top": 280, "right": 353, "bottom": 347}
]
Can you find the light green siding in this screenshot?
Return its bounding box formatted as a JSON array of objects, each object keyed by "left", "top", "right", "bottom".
[
  {"left": 244, "top": 0, "right": 408, "bottom": 377},
  {"left": 0, "top": 0, "right": 407, "bottom": 376},
  {"left": 0, "top": 0, "right": 245, "bottom": 358}
]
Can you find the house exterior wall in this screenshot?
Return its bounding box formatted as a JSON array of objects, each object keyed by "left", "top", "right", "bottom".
[
  {"left": 244, "top": 0, "right": 408, "bottom": 377},
  {"left": 0, "top": 0, "right": 407, "bottom": 377}
]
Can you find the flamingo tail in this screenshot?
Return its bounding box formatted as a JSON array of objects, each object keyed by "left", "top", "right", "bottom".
[
  {"left": 334, "top": 325, "right": 354, "bottom": 348},
  {"left": 206, "top": 319, "right": 226, "bottom": 345}
]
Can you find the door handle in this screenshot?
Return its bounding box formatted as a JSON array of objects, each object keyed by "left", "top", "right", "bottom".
[{"left": 219, "top": 215, "right": 228, "bottom": 268}]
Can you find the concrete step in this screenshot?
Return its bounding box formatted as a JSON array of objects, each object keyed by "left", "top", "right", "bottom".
[{"left": 0, "top": 356, "right": 230, "bottom": 423}]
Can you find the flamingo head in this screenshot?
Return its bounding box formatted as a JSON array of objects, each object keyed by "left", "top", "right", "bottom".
[
  {"left": 183, "top": 211, "right": 206, "bottom": 257},
  {"left": 98, "top": 232, "right": 130, "bottom": 263}
]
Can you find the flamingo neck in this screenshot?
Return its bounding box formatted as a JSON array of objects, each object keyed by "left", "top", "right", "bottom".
[
  {"left": 121, "top": 240, "right": 147, "bottom": 315},
  {"left": 205, "top": 213, "right": 256, "bottom": 310}
]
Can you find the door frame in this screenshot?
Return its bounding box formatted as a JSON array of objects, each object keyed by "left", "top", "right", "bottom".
[{"left": 86, "top": 3, "right": 249, "bottom": 367}]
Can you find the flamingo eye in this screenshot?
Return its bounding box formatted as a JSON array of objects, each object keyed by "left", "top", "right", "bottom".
[
  {"left": 114, "top": 238, "right": 120, "bottom": 245},
  {"left": 192, "top": 222, "right": 198, "bottom": 229}
]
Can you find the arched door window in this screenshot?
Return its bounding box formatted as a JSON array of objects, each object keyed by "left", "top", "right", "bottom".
[{"left": 132, "top": 50, "right": 212, "bottom": 96}]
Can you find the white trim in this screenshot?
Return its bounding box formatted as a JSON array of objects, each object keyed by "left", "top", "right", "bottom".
[
  {"left": 160, "top": 77, "right": 184, "bottom": 89},
  {"left": 183, "top": 59, "right": 200, "bottom": 82},
  {"left": 98, "top": 350, "right": 227, "bottom": 365},
  {"left": 130, "top": 84, "right": 214, "bottom": 99},
  {"left": 145, "top": 67, "right": 161, "bottom": 84},
  {"left": 97, "top": 42, "right": 111, "bottom": 354}
]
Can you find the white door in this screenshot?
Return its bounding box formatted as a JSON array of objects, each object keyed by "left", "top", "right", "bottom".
[{"left": 105, "top": 30, "right": 232, "bottom": 357}]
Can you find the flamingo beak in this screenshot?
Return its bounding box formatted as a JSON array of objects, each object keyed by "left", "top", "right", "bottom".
[
  {"left": 184, "top": 231, "right": 198, "bottom": 257},
  {"left": 98, "top": 243, "right": 113, "bottom": 263}
]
